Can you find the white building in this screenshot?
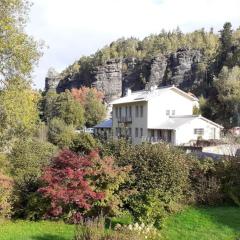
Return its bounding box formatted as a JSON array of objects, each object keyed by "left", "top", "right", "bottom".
[{"left": 108, "top": 85, "right": 223, "bottom": 145}]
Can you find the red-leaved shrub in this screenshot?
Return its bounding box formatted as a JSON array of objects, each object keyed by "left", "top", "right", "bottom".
[{"left": 38, "top": 149, "right": 104, "bottom": 222}]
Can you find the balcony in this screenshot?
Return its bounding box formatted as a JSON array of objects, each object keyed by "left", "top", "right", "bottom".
[
  {"left": 142, "top": 136, "right": 163, "bottom": 144},
  {"left": 117, "top": 116, "right": 132, "bottom": 123}
]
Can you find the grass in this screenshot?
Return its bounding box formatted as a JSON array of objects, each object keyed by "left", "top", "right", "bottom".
[
  {"left": 0, "top": 220, "right": 74, "bottom": 240},
  {"left": 161, "top": 206, "right": 240, "bottom": 240},
  {"left": 0, "top": 206, "right": 239, "bottom": 240}
]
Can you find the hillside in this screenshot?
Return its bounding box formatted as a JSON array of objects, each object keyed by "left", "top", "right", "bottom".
[{"left": 45, "top": 23, "right": 240, "bottom": 127}]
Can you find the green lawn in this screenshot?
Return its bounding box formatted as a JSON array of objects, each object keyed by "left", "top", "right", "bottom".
[
  {"left": 0, "top": 220, "right": 74, "bottom": 240},
  {"left": 161, "top": 206, "right": 240, "bottom": 240},
  {"left": 0, "top": 207, "right": 239, "bottom": 240}
]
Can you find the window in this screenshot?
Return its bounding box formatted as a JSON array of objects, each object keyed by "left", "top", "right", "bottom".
[
  {"left": 129, "top": 106, "right": 132, "bottom": 117},
  {"left": 157, "top": 130, "right": 162, "bottom": 139},
  {"left": 172, "top": 110, "right": 175, "bottom": 115},
  {"left": 119, "top": 107, "right": 122, "bottom": 118},
  {"left": 140, "top": 128, "right": 143, "bottom": 138},
  {"left": 140, "top": 106, "right": 143, "bottom": 117},
  {"left": 135, "top": 128, "right": 139, "bottom": 138},
  {"left": 135, "top": 106, "right": 139, "bottom": 117},
  {"left": 115, "top": 107, "right": 118, "bottom": 118},
  {"left": 125, "top": 106, "right": 128, "bottom": 117},
  {"left": 115, "top": 128, "right": 119, "bottom": 137},
  {"left": 194, "top": 128, "right": 204, "bottom": 135},
  {"left": 166, "top": 110, "right": 170, "bottom": 116},
  {"left": 151, "top": 129, "right": 154, "bottom": 138},
  {"left": 128, "top": 128, "right": 132, "bottom": 137}
]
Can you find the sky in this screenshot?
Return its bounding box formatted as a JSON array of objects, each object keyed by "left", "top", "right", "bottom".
[{"left": 26, "top": 0, "right": 240, "bottom": 89}]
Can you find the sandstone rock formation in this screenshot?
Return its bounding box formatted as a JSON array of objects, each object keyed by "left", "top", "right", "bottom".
[{"left": 46, "top": 48, "right": 203, "bottom": 102}]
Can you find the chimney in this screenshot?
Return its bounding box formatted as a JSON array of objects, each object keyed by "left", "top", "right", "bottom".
[
  {"left": 126, "top": 88, "right": 132, "bottom": 96},
  {"left": 150, "top": 85, "right": 158, "bottom": 91}
]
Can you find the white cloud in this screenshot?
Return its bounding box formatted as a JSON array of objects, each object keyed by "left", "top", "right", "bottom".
[{"left": 27, "top": 0, "right": 240, "bottom": 89}]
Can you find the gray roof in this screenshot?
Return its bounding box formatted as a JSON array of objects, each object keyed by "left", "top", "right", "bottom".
[
  {"left": 148, "top": 115, "right": 223, "bottom": 130},
  {"left": 94, "top": 119, "right": 112, "bottom": 128},
  {"left": 110, "top": 85, "right": 198, "bottom": 105}
]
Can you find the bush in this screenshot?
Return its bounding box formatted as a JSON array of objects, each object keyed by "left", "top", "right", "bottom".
[
  {"left": 101, "top": 141, "right": 191, "bottom": 226},
  {"left": 71, "top": 133, "right": 100, "bottom": 154},
  {"left": 89, "top": 153, "right": 132, "bottom": 217},
  {"left": 39, "top": 149, "right": 104, "bottom": 222},
  {"left": 73, "top": 216, "right": 160, "bottom": 240},
  {"left": 48, "top": 118, "right": 77, "bottom": 148},
  {"left": 39, "top": 149, "right": 131, "bottom": 221},
  {"left": 8, "top": 138, "right": 57, "bottom": 219},
  {"left": 216, "top": 156, "right": 240, "bottom": 206},
  {"left": 189, "top": 157, "right": 223, "bottom": 205},
  {"left": 0, "top": 172, "right": 13, "bottom": 218}
]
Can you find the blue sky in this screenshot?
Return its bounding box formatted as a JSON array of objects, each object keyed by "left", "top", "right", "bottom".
[{"left": 27, "top": 0, "right": 240, "bottom": 89}]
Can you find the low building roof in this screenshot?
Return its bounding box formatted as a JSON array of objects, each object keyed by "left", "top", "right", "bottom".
[
  {"left": 148, "top": 115, "right": 223, "bottom": 130},
  {"left": 94, "top": 119, "right": 112, "bottom": 128},
  {"left": 110, "top": 85, "right": 199, "bottom": 105}
]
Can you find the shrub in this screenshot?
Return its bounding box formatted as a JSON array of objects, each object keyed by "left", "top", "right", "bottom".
[
  {"left": 189, "top": 157, "right": 223, "bottom": 205},
  {"left": 73, "top": 216, "right": 160, "bottom": 240},
  {"left": 48, "top": 118, "right": 77, "bottom": 148},
  {"left": 0, "top": 172, "right": 13, "bottom": 218},
  {"left": 8, "top": 139, "right": 57, "bottom": 219},
  {"left": 102, "top": 141, "right": 191, "bottom": 226},
  {"left": 71, "top": 133, "right": 100, "bottom": 154},
  {"left": 216, "top": 156, "right": 240, "bottom": 206},
  {"left": 39, "top": 149, "right": 104, "bottom": 222},
  {"left": 89, "top": 153, "right": 132, "bottom": 217}
]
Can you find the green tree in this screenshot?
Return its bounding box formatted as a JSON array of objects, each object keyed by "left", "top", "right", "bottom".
[
  {"left": 214, "top": 66, "right": 240, "bottom": 127},
  {"left": 45, "top": 90, "right": 85, "bottom": 127},
  {"left": 84, "top": 89, "right": 106, "bottom": 127},
  {"left": 48, "top": 118, "right": 77, "bottom": 148},
  {"left": 215, "top": 22, "right": 233, "bottom": 74},
  {"left": 0, "top": 0, "right": 42, "bottom": 84},
  {"left": 0, "top": 80, "right": 40, "bottom": 149},
  {"left": 9, "top": 138, "right": 57, "bottom": 219}
]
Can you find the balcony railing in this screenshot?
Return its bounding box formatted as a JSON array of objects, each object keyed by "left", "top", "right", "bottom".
[
  {"left": 142, "top": 136, "right": 165, "bottom": 143},
  {"left": 117, "top": 116, "right": 132, "bottom": 123}
]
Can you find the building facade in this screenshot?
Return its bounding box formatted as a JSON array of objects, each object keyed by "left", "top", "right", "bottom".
[{"left": 109, "top": 85, "right": 223, "bottom": 145}]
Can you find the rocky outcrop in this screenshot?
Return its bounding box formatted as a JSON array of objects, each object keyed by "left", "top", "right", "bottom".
[{"left": 46, "top": 48, "right": 204, "bottom": 102}]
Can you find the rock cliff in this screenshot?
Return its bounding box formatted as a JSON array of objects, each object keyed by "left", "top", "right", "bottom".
[{"left": 46, "top": 48, "right": 204, "bottom": 102}]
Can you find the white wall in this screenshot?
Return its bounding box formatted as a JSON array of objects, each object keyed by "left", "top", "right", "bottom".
[
  {"left": 112, "top": 101, "right": 148, "bottom": 144},
  {"left": 175, "top": 118, "right": 221, "bottom": 145},
  {"left": 147, "top": 90, "right": 196, "bottom": 128}
]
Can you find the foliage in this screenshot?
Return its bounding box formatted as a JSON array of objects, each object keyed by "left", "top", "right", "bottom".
[
  {"left": 0, "top": 0, "right": 42, "bottom": 84},
  {"left": 48, "top": 118, "right": 77, "bottom": 148},
  {"left": 101, "top": 141, "right": 191, "bottom": 226},
  {"left": 71, "top": 132, "right": 100, "bottom": 154},
  {"left": 214, "top": 66, "right": 240, "bottom": 127},
  {"left": 8, "top": 138, "right": 57, "bottom": 219},
  {"left": 128, "top": 191, "right": 166, "bottom": 228},
  {"left": 189, "top": 157, "right": 223, "bottom": 205},
  {"left": 0, "top": 80, "right": 40, "bottom": 149},
  {"left": 52, "top": 90, "right": 85, "bottom": 127},
  {"left": 0, "top": 172, "right": 13, "bottom": 218},
  {"left": 216, "top": 156, "right": 240, "bottom": 206},
  {"left": 71, "top": 87, "right": 106, "bottom": 127},
  {"left": 74, "top": 216, "right": 160, "bottom": 240},
  {"left": 39, "top": 150, "right": 104, "bottom": 222},
  {"left": 43, "top": 90, "right": 85, "bottom": 127},
  {"left": 89, "top": 152, "right": 132, "bottom": 217},
  {"left": 71, "top": 87, "right": 104, "bottom": 105}
]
